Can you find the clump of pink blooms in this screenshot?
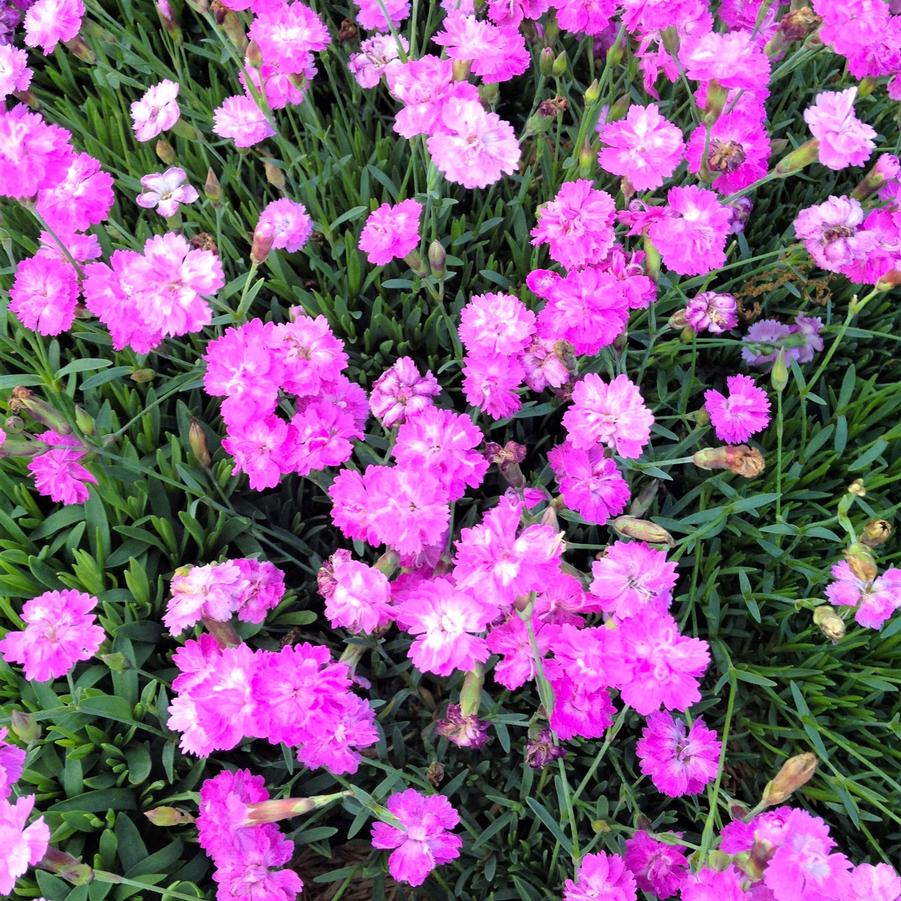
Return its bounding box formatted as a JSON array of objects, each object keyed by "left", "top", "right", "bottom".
[
  {"left": 804, "top": 87, "right": 876, "bottom": 171},
  {"left": 704, "top": 374, "right": 771, "bottom": 445},
  {"left": 0, "top": 588, "right": 105, "bottom": 682}
]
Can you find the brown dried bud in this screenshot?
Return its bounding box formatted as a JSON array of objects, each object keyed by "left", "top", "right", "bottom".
[
  {"left": 760, "top": 752, "right": 818, "bottom": 807},
  {"left": 9, "top": 387, "right": 71, "bottom": 434},
  {"left": 263, "top": 159, "right": 286, "bottom": 189},
  {"left": 204, "top": 168, "right": 222, "bottom": 204},
  {"left": 436, "top": 704, "right": 490, "bottom": 749},
  {"left": 860, "top": 519, "right": 892, "bottom": 548},
  {"left": 526, "top": 728, "right": 566, "bottom": 769},
  {"left": 338, "top": 18, "right": 358, "bottom": 45},
  {"left": 426, "top": 761, "right": 445, "bottom": 787},
  {"left": 538, "top": 96, "right": 568, "bottom": 118},
  {"left": 778, "top": 7, "right": 821, "bottom": 43},
  {"left": 847, "top": 478, "right": 866, "bottom": 497},
  {"left": 220, "top": 11, "right": 247, "bottom": 51},
  {"left": 189, "top": 418, "right": 211, "bottom": 467},
  {"left": 813, "top": 606, "right": 846, "bottom": 642},
  {"left": 190, "top": 232, "right": 219, "bottom": 254},
  {"left": 708, "top": 138, "right": 747, "bottom": 173},
  {"left": 610, "top": 515, "right": 675, "bottom": 547},
  {"left": 245, "top": 40, "right": 263, "bottom": 69},
  {"left": 155, "top": 137, "right": 176, "bottom": 165},
  {"left": 844, "top": 542, "right": 878, "bottom": 583}
]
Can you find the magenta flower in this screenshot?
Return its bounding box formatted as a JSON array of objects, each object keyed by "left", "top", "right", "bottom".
[
  {"left": 353, "top": 0, "right": 409, "bottom": 29},
  {"left": 563, "top": 373, "right": 654, "bottom": 458},
  {"left": 548, "top": 442, "right": 630, "bottom": 526},
  {"left": 369, "top": 356, "right": 441, "bottom": 428},
  {"left": 349, "top": 34, "right": 408, "bottom": 89},
  {"left": 486, "top": 613, "right": 560, "bottom": 690},
  {"left": 459, "top": 292, "right": 536, "bottom": 356},
  {"left": 35, "top": 151, "right": 114, "bottom": 233},
  {"left": 0, "top": 45, "right": 32, "bottom": 100},
  {"left": 163, "top": 560, "right": 246, "bottom": 635},
  {"left": 619, "top": 611, "right": 710, "bottom": 715},
  {"left": 272, "top": 312, "right": 348, "bottom": 397},
  {"left": 257, "top": 198, "right": 313, "bottom": 253},
  {"left": 522, "top": 338, "right": 574, "bottom": 392},
  {"left": 555, "top": 0, "right": 617, "bottom": 35},
  {"left": 432, "top": 11, "right": 530, "bottom": 84},
  {"left": 394, "top": 577, "right": 493, "bottom": 676},
  {"left": 816, "top": 0, "right": 900, "bottom": 79},
  {"left": 588, "top": 540, "right": 678, "bottom": 619},
  {"left": 636, "top": 711, "right": 721, "bottom": 797},
  {"left": 427, "top": 97, "right": 520, "bottom": 190},
  {"left": 0, "top": 105, "right": 71, "bottom": 200},
  {"left": 0, "top": 728, "right": 25, "bottom": 800},
  {"left": 393, "top": 405, "right": 488, "bottom": 501},
  {"left": 684, "top": 291, "right": 738, "bottom": 334},
  {"left": 130, "top": 79, "right": 180, "bottom": 142},
  {"left": 804, "top": 87, "right": 877, "bottom": 171},
  {"left": 704, "top": 374, "right": 771, "bottom": 445},
  {"left": 295, "top": 692, "right": 379, "bottom": 776},
  {"left": 793, "top": 195, "right": 878, "bottom": 273},
  {"left": 563, "top": 851, "right": 637, "bottom": 901},
  {"left": 28, "top": 430, "right": 97, "bottom": 506},
  {"left": 548, "top": 674, "right": 616, "bottom": 740},
  {"left": 461, "top": 352, "right": 525, "bottom": 420},
  {"left": 9, "top": 254, "right": 79, "bottom": 337},
  {"left": 719, "top": 805, "right": 792, "bottom": 854},
  {"left": 0, "top": 589, "right": 105, "bottom": 682},
  {"left": 370, "top": 789, "right": 462, "bottom": 887},
  {"left": 826, "top": 561, "right": 901, "bottom": 629},
  {"left": 233, "top": 558, "right": 286, "bottom": 624},
  {"left": 681, "top": 866, "right": 748, "bottom": 901},
  {"left": 763, "top": 809, "right": 852, "bottom": 901},
  {"left": 530, "top": 179, "right": 616, "bottom": 269},
  {"left": 358, "top": 199, "right": 422, "bottom": 266},
  {"left": 649, "top": 185, "right": 732, "bottom": 276},
  {"left": 597, "top": 104, "right": 685, "bottom": 191},
  {"left": 23, "top": 0, "right": 83, "bottom": 54},
  {"left": 285, "top": 399, "right": 360, "bottom": 475},
  {"left": 213, "top": 95, "right": 275, "bottom": 148},
  {"left": 247, "top": 1, "right": 329, "bottom": 71},
  {"left": 136, "top": 167, "right": 198, "bottom": 218},
  {"left": 624, "top": 831, "right": 690, "bottom": 899},
  {"left": 320, "top": 550, "right": 393, "bottom": 634},
  {"left": 0, "top": 795, "right": 50, "bottom": 895},
  {"left": 681, "top": 29, "right": 770, "bottom": 91},
  {"left": 222, "top": 415, "right": 289, "bottom": 490}
]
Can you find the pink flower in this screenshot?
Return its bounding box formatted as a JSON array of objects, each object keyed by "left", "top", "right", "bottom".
[
  {"left": 486, "top": 613, "right": 561, "bottom": 689},
  {"left": 163, "top": 561, "right": 246, "bottom": 635},
  {"left": 23, "top": 0, "right": 83, "bottom": 54},
  {"left": 9, "top": 254, "right": 79, "bottom": 337},
  {"left": 563, "top": 373, "right": 654, "bottom": 458},
  {"left": 0, "top": 795, "right": 50, "bottom": 895},
  {"left": 248, "top": 1, "right": 329, "bottom": 71},
  {"left": 636, "top": 711, "right": 721, "bottom": 797},
  {"left": 624, "top": 831, "right": 689, "bottom": 899},
  {"left": 597, "top": 104, "right": 685, "bottom": 191},
  {"left": 684, "top": 291, "right": 738, "bottom": 334},
  {"left": 386, "top": 55, "right": 479, "bottom": 139},
  {"left": 432, "top": 11, "right": 530, "bottom": 83},
  {"left": 522, "top": 338, "right": 574, "bottom": 391},
  {"left": 0, "top": 728, "right": 25, "bottom": 800},
  {"left": 619, "top": 611, "right": 710, "bottom": 714},
  {"left": 257, "top": 198, "right": 313, "bottom": 252},
  {"left": 370, "top": 790, "right": 462, "bottom": 887},
  {"left": 556, "top": 0, "right": 617, "bottom": 36},
  {"left": 839, "top": 207, "right": 901, "bottom": 285},
  {"left": 233, "top": 558, "right": 286, "bottom": 623},
  {"left": 427, "top": 97, "right": 520, "bottom": 190},
  {"left": 681, "top": 29, "right": 770, "bottom": 91},
  {"left": 621, "top": 0, "right": 708, "bottom": 33},
  {"left": 394, "top": 577, "right": 493, "bottom": 675},
  {"left": 847, "top": 863, "right": 901, "bottom": 901},
  {"left": 793, "top": 195, "right": 877, "bottom": 272},
  {"left": 0, "top": 105, "right": 71, "bottom": 199},
  {"left": 0, "top": 45, "right": 32, "bottom": 100},
  {"left": 719, "top": 806, "right": 792, "bottom": 854},
  {"left": 462, "top": 352, "right": 525, "bottom": 420},
  {"left": 212, "top": 95, "right": 275, "bottom": 148},
  {"left": 295, "top": 692, "right": 378, "bottom": 775},
  {"left": 704, "top": 374, "right": 771, "bottom": 445},
  {"left": 588, "top": 541, "right": 677, "bottom": 619},
  {"left": 136, "top": 167, "right": 198, "bottom": 218},
  {"left": 530, "top": 180, "right": 617, "bottom": 269},
  {"left": 369, "top": 357, "right": 441, "bottom": 428},
  {"left": 349, "top": 34, "right": 408, "bottom": 89},
  {"left": 393, "top": 405, "right": 488, "bottom": 501},
  {"left": 272, "top": 312, "right": 348, "bottom": 397},
  {"left": 353, "top": 0, "right": 409, "bottom": 29},
  {"left": 240, "top": 50, "right": 316, "bottom": 110},
  {"left": 536, "top": 266, "right": 630, "bottom": 356},
  {"left": 685, "top": 110, "right": 771, "bottom": 194},
  {"left": 0, "top": 589, "right": 105, "bottom": 682},
  {"left": 452, "top": 496, "right": 564, "bottom": 609},
  {"left": 805, "top": 88, "right": 876, "bottom": 171},
  {"left": 320, "top": 550, "right": 393, "bottom": 634},
  {"left": 358, "top": 199, "right": 422, "bottom": 266},
  {"left": 28, "top": 430, "right": 97, "bottom": 505},
  {"left": 826, "top": 561, "right": 901, "bottom": 629},
  {"left": 548, "top": 442, "right": 630, "bottom": 526},
  {"left": 222, "top": 415, "right": 289, "bottom": 490},
  {"left": 763, "top": 809, "right": 852, "bottom": 901},
  {"left": 130, "top": 80, "right": 180, "bottom": 142},
  {"left": 285, "top": 399, "right": 359, "bottom": 475},
  {"left": 548, "top": 674, "right": 616, "bottom": 740},
  {"left": 548, "top": 623, "right": 632, "bottom": 694},
  {"left": 648, "top": 185, "right": 732, "bottom": 276},
  {"left": 35, "top": 151, "right": 114, "bottom": 233},
  {"left": 681, "top": 867, "right": 748, "bottom": 901},
  {"left": 815, "top": 0, "right": 901, "bottom": 79},
  {"left": 563, "top": 851, "right": 637, "bottom": 901},
  {"left": 459, "top": 292, "right": 536, "bottom": 356}
]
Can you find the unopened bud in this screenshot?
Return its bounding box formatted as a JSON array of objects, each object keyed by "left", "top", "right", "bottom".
[
  {"left": 578, "top": 139, "right": 593, "bottom": 177},
  {"left": 64, "top": 34, "right": 95, "bottom": 63},
  {"left": 130, "top": 368, "right": 156, "bottom": 383},
  {"left": 693, "top": 445, "right": 765, "bottom": 478},
  {"left": 552, "top": 50, "right": 567, "bottom": 77},
  {"left": 428, "top": 240, "right": 446, "bottom": 278},
  {"left": 702, "top": 80, "right": 729, "bottom": 124},
  {"left": 204, "top": 168, "right": 222, "bottom": 204},
  {"left": 610, "top": 515, "right": 675, "bottom": 547},
  {"left": 860, "top": 519, "right": 891, "bottom": 548},
  {"left": 403, "top": 249, "right": 429, "bottom": 278},
  {"left": 452, "top": 58, "right": 471, "bottom": 81},
  {"left": 426, "top": 760, "right": 445, "bottom": 787},
  {"left": 3, "top": 415, "right": 24, "bottom": 433},
  {"left": 0, "top": 435, "right": 42, "bottom": 459},
  {"left": 246, "top": 40, "right": 263, "bottom": 68},
  {"left": 525, "top": 112, "right": 554, "bottom": 136},
  {"left": 251, "top": 220, "right": 275, "bottom": 264},
  {"left": 608, "top": 92, "right": 631, "bottom": 123},
  {"left": 9, "top": 387, "right": 71, "bottom": 434},
  {"left": 145, "top": 806, "right": 195, "bottom": 827},
  {"left": 847, "top": 478, "right": 866, "bottom": 497},
  {"left": 584, "top": 79, "right": 600, "bottom": 105},
  {"left": 100, "top": 653, "right": 130, "bottom": 671},
  {"left": 852, "top": 154, "right": 900, "bottom": 200},
  {"left": 74, "top": 405, "right": 94, "bottom": 436},
  {"left": 771, "top": 349, "right": 789, "bottom": 393},
  {"left": 760, "top": 752, "right": 818, "bottom": 807},
  {"left": 875, "top": 269, "right": 901, "bottom": 292},
  {"left": 479, "top": 82, "right": 499, "bottom": 107},
  {"left": 628, "top": 480, "right": 659, "bottom": 518},
  {"left": 660, "top": 25, "right": 680, "bottom": 55},
  {"left": 642, "top": 237, "right": 661, "bottom": 281},
  {"left": 813, "top": 606, "right": 846, "bottom": 642},
  {"left": 263, "top": 159, "right": 285, "bottom": 189},
  {"left": 10, "top": 709, "right": 41, "bottom": 743},
  {"left": 221, "top": 11, "right": 247, "bottom": 51},
  {"left": 188, "top": 418, "right": 211, "bottom": 467},
  {"left": 775, "top": 138, "right": 819, "bottom": 176},
  {"left": 243, "top": 791, "right": 349, "bottom": 825},
  {"left": 155, "top": 138, "right": 176, "bottom": 165},
  {"left": 845, "top": 541, "right": 877, "bottom": 582},
  {"left": 186, "top": 0, "right": 209, "bottom": 11},
  {"left": 37, "top": 848, "right": 93, "bottom": 885},
  {"left": 856, "top": 77, "right": 876, "bottom": 99},
  {"left": 539, "top": 46, "right": 554, "bottom": 76}
]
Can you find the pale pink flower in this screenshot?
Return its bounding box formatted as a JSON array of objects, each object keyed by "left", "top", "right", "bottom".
[
  {"left": 847, "top": 863, "right": 901, "bottom": 901},
  {"left": 349, "top": 34, "right": 408, "bottom": 89},
  {"left": 681, "top": 29, "right": 771, "bottom": 91},
  {"left": 23, "top": 0, "right": 84, "bottom": 54},
  {"left": 458, "top": 292, "right": 535, "bottom": 356},
  {"left": 0, "top": 45, "right": 32, "bottom": 99},
  {"left": 826, "top": 561, "right": 901, "bottom": 630},
  {"left": 247, "top": 1, "right": 329, "bottom": 71},
  {"left": 35, "top": 151, "right": 114, "bottom": 233},
  {"left": 805, "top": 88, "right": 877, "bottom": 171},
  {"left": 432, "top": 11, "right": 529, "bottom": 83},
  {"left": 0, "top": 795, "right": 50, "bottom": 895},
  {"left": 556, "top": 0, "right": 618, "bottom": 36},
  {"left": 321, "top": 550, "right": 393, "bottom": 634},
  {"left": 353, "top": 0, "right": 409, "bottom": 30},
  {"left": 213, "top": 95, "right": 275, "bottom": 148},
  {"left": 358, "top": 199, "right": 422, "bottom": 265},
  {"left": 130, "top": 79, "right": 180, "bottom": 142},
  {"left": 704, "top": 374, "right": 771, "bottom": 445},
  {"left": 793, "top": 195, "right": 878, "bottom": 272},
  {"left": 0, "top": 589, "right": 105, "bottom": 682},
  {"left": 28, "top": 430, "right": 97, "bottom": 506},
  {"left": 597, "top": 104, "right": 685, "bottom": 191},
  {"left": 136, "top": 167, "right": 198, "bottom": 218},
  {"left": 684, "top": 291, "right": 738, "bottom": 334}
]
